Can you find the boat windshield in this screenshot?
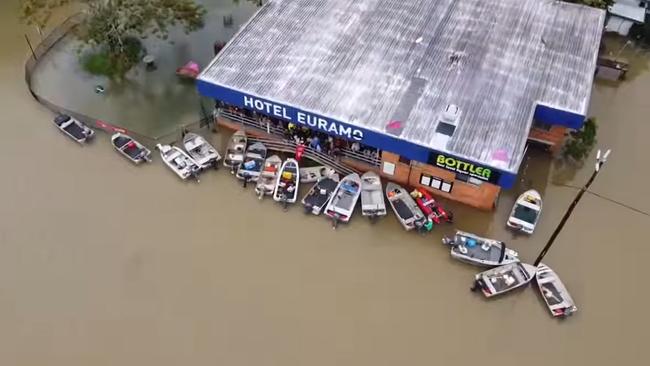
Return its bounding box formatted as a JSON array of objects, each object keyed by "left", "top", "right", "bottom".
[{"left": 513, "top": 204, "right": 539, "bottom": 224}]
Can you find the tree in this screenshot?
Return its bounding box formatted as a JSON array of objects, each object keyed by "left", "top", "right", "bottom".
[
  {"left": 20, "top": 0, "right": 206, "bottom": 78},
  {"left": 563, "top": 118, "right": 598, "bottom": 162},
  {"left": 564, "top": 0, "right": 615, "bottom": 9}
]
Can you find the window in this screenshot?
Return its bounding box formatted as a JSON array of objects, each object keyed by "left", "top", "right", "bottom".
[
  {"left": 382, "top": 162, "right": 396, "bottom": 176},
  {"left": 420, "top": 174, "right": 452, "bottom": 193},
  {"left": 399, "top": 156, "right": 411, "bottom": 165},
  {"left": 456, "top": 173, "right": 483, "bottom": 187},
  {"left": 435, "top": 121, "right": 457, "bottom": 136},
  {"left": 533, "top": 119, "right": 553, "bottom": 132}
]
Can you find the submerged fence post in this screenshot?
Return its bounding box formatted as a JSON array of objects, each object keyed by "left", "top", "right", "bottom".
[{"left": 25, "top": 34, "right": 37, "bottom": 61}]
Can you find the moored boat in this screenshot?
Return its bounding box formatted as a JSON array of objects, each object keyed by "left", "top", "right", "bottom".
[
  {"left": 156, "top": 143, "right": 201, "bottom": 181},
  {"left": 223, "top": 130, "right": 247, "bottom": 172},
  {"left": 360, "top": 171, "right": 386, "bottom": 220},
  {"left": 442, "top": 230, "right": 519, "bottom": 267},
  {"left": 302, "top": 174, "right": 340, "bottom": 215},
  {"left": 236, "top": 142, "right": 267, "bottom": 184},
  {"left": 411, "top": 188, "right": 453, "bottom": 224},
  {"left": 183, "top": 132, "right": 221, "bottom": 169},
  {"left": 507, "top": 189, "right": 542, "bottom": 234},
  {"left": 273, "top": 158, "right": 300, "bottom": 207},
  {"left": 111, "top": 133, "right": 151, "bottom": 164},
  {"left": 471, "top": 262, "right": 537, "bottom": 298},
  {"left": 536, "top": 263, "right": 578, "bottom": 318},
  {"left": 299, "top": 166, "right": 336, "bottom": 183},
  {"left": 325, "top": 173, "right": 361, "bottom": 226},
  {"left": 53, "top": 114, "right": 94, "bottom": 144},
  {"left": 255, "top": 155, "right": 283, "bottom": 199},
  {"left": 386, "top": 182, "right": 428, "bottom": 231}
]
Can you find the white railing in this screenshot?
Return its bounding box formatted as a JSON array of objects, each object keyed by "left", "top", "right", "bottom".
[{"left": 217, "top": 109, "right": 382, "bottom": 167}]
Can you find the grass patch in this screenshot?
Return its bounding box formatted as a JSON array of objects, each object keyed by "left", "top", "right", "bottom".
[{"left": 81, "top": 38, "right": 145, "bottom": 79}]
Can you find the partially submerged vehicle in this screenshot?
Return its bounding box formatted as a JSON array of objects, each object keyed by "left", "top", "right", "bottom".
[
  {"left": 223, "top": 130, "right": 247, "bottom": 171},
  {"left": 273, "top": 159, "right": 300, "bottom": 207},
  {"left": 302, "top": 174, "right": 340, "bottom": 215},
  {"left": 156, "top": 143, "right": 201, "bottom": 181},
  {"left": 360, "top": 171, "right": 386, "bottom": 220},
  {"left": 536, "top": 263, "right": 578, "bottom": 318},
  {"left": 507, "top": 189, "right": 542, "bottom": 234},
  {"left": 471, "top": 262, "right": 537, "bottom": 298},
  {"left": 53, "top": 114, "right": 94, "bottom": 143},
  {"left": 255, "top": 155, "right": 282, "bottom": 199},
  {"left": 411, "top": 188, "right": 453, "bottom": 224},
  {"left": 325, "top": 173, "right": 362, "bottom": 227},
  {"left": 299, "top": 166, "right": 336, "bottom": 183},
  {"left": 386, "top": 182, "right": 428, "bottom": 231},
  {"left": 236, "top": 142, "right": 267, "bottom": 183},
  {"left": 183, "top": 132, "right": 220, "bottom": 169},
  {"left": 111, "top": 133, "right": 151, "bottom": 164},
  {"left": 442, "top": 230, "right": 519, "bottom": 267}
]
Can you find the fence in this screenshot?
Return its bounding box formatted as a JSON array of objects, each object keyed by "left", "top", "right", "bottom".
[
  {"left": 23, "top": 13, "right": 212, "bottom": 148},
  {"left": 218, "top": 109, "right": 382, "bottom": 168}
]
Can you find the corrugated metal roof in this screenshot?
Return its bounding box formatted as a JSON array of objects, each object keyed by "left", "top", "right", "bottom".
[{"left": 199, "top": 0, "right": 605, "bottom": 173}]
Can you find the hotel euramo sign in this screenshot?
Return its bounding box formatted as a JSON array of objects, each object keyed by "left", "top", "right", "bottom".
[{"left": 196, "top": 80, "right": 517, "bottom": 188}]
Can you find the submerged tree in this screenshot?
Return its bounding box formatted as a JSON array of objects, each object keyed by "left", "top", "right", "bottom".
[
  {"left": 564, "top": 0, "right": 615, "bottom": 9},
  {"left": 563, "top": 118, "right": 598, "bottom": 162},
  {"left": 20, "top": 0, "right": 206, "bottom": 78}
]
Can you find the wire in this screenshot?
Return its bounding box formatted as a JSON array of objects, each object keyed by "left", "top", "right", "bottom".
[{"left": 554, "top": 182, "right": 650, "bottom": 218}]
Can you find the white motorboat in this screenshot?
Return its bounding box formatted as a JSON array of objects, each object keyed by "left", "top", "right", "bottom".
[
  {"left": 386, "top": 182, "right": 427, "bottom": 231},
  {"left": 536, "top": 263, "right": 578, "bottom": 318},
  {"left": 223, "top": 130, "right": 247, "bottom": 172},
  {"left": 111, "top": 133, "right": 151, "bottom": 164},
  {"left": 236, "top": 142, "right": 267, "bottom": 183},
  {"left": 471, "top": 262, "right": 537, "bottom": 298},
  {"left": 360, "top": 171, "right": 386, "bottom": 220},
  {"left": 255, "top": 155, "right": 283, "bottom": 199},
  {"left": 507, "top": 189, "right": 542, "bottom": 234},
  {"left": 156, "top": 143, "right": 201, "bottom": 181},
  {"left": 442, "top": 230, "right": 519, "bottom": 267},
  {"left": 325, "top": 173, "right": 362, "bottom": 227},
  {"left": 53, "top": 114, "right": 94, "bottom": 143},
  {"left": 302, "top": 174, "right": 340, "bottom": 215},
  {"left": 299, "top": 166, "right": 336, "bottom": 183},
  {"left": 183, "top": 132, "right": 221, "bottom": 169},
  {"left": 273, "top": 158, "right": 300, "bottom": 207}
]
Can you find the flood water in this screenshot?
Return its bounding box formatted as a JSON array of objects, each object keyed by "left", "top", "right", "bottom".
[{"left": 1, "top": 1, "right": 648, "bottom": 365}]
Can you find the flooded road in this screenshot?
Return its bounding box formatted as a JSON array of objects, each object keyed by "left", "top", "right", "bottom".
[{"left": 0, "top": 1, "right": 648, "bottom": 365}]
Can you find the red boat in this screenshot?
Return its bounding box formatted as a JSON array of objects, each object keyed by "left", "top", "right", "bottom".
[{"left": 411, "top": 188, "right": 453, "bottom": 224}]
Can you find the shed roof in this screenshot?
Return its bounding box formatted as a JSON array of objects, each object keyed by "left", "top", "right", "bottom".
[{"left": 199, "top": 0, "right": 605, "bottom": 174}]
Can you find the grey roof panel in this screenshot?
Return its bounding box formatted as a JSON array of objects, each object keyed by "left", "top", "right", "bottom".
[{"left": 199, "top": 0, "right": 605, "bottom": 173}]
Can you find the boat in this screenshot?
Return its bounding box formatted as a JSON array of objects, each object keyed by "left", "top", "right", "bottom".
[
  {"left": 302, "top": 174, "right": 340, "bottom": 215},
  {"left": 360, "top": 171, "right": 386, "bottom": 220},
  {"left": 111, "top": 133, "right": 151, "bottom": 164},
  {"left": 155, "top": 143, "right": 201, "bottom": 181},
  {"left": 325, "top": 173, "right": 362, "bottom": 227},
  {"left": 183, "top": 132, "right": 221, "bottom": 169},
  {"left": 236, "top": 142, "right": 267, "bottom": 183},
  {"left": 471, "top": 262, "right": 537, "bottom": 298},
  {"left": 273, "top": 158, "right": 300, "bottom": 207},
  {"left": 411, "top": 188, "right": 453, "bottom": 224},
  {"left": 441, "top": 230, "right": 519, "bottom": 267},
  {"left": 536, "top": 263, "right": 578, "bottom": 318},
  {"left": 255, "top": 155, "right": 283, "bottom": 199},
  {"left": 507, "top": 189, "right": 542, "bottom": 234},
  {"left": 176, "top": 60, "right": 200, "bottom": 79},
  {"left": 299, "top": 166, "right": 336, "bottom": 183},
  {"left": 223, "top": 130, "right": 247, "bottom": 172},
  {"left": 53, "top": 114, "right": 94, "bottom": 143},
  {"left": 386, "top": 182, "right": 428, "bottom": 231}
]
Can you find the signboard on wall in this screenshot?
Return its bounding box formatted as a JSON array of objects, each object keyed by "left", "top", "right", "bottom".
[{"left": 428, "top": 153, "right": 501, "bottom": 184}]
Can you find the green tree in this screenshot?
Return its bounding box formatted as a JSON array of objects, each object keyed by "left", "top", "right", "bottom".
[
  {"left": 564, "top": 0, "right": 615, "bottom": 9},
  {"left": 20, "top": 0, "right": 206, "bottom": 79},
  {"left": 563, "top": 118, "right": 598, "bottom": 162}
]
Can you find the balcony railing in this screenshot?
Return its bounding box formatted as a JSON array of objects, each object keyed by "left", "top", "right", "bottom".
[{"left": 217, "top": 109, "right": 381, "bottom": 167}]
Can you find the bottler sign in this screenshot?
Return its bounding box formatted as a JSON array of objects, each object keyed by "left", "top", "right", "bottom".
[{"left": 429, "top": 153, "right": 501, "bottom": 184}]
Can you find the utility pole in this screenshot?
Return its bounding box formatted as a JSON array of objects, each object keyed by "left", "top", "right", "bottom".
[{"left": 533, "top": 149, "right": 611, "bottom": 266}]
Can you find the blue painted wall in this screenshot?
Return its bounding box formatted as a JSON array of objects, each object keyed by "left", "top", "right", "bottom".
[
  {"left": 198, "top": 80, "right": 519, "bottom": 188},
  {"left": 534, "top": 103, "right": 586, "bottom": 129}
]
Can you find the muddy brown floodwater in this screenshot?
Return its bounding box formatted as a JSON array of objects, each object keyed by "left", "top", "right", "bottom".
[{"left": 0, "top": 1, "right": 648, "bottom": 365}]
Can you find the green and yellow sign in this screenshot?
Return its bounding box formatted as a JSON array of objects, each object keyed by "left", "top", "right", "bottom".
[{"left": 429, "top": 153, "right": 501, "bottom": 184}]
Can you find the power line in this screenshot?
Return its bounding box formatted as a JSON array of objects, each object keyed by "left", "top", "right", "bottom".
[{"left": 554, "top": 182, "right": 650, "bottom": 218}]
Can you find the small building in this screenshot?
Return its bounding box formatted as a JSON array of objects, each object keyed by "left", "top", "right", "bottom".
[
  {"left": 606, "top": 0, "right": 647, "bottom": 36},
  {"left": 197, "top": 0, "right": 605, "bottom": 210}
]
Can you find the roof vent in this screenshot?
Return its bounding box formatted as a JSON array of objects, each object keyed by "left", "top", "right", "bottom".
[{"left": 432, "top": 104, "right": 461, "bottom": 148}]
